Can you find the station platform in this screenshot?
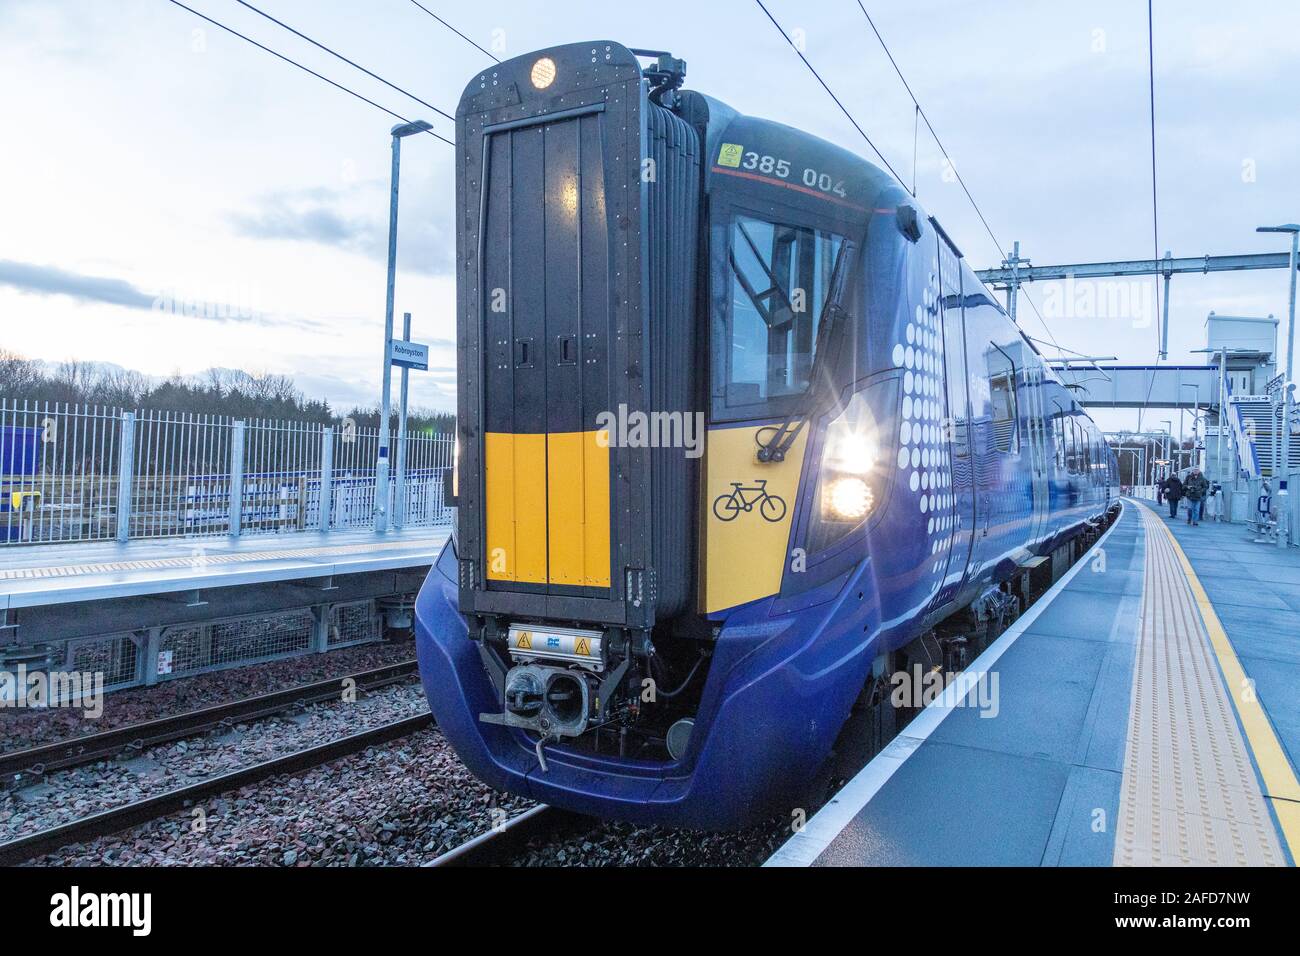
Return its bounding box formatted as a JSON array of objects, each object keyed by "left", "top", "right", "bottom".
[
  {"left": 0, "top": 527, "right": 448, "bottom": 611},
  {"left": 768, "top": 499, "right": 1300, "bottom": 867}
]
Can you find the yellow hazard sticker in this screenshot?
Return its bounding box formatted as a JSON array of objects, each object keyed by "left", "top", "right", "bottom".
[
  {"left": 717, "top": 143, "right": 744, "bottom": 168},
  {"left": 515, "top": 632, "right": 532, "bottom": 650},
  {"left": 575, "top": 637, "right": 590, "bottom": 656}
]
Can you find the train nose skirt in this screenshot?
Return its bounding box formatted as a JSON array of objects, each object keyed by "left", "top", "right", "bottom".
[{"left": 768, "top": 498, "right": 1300, "bottom": 867}]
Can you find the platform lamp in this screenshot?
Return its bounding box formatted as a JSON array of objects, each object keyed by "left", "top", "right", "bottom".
[
  {"left": 375, "top": 119, "right": 434, "bottom": 533},
  {"left": 1181, "top": 383, "right": 1201, "bottom": 470},
  {"left": 1256, "top": 224, "right": 1298, "bottom": 546},
  {"left": 1159, "top": 420, "right": 1173, "bottom": 479}
]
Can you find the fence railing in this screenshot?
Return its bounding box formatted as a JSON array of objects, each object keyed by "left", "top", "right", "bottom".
[{"left": 0, "top": 399, "right": 453, "bottom": 546}]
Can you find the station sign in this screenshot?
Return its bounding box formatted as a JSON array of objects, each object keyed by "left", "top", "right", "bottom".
[{"left": 390, "top": 339, "right": 429, "bottom": 371}]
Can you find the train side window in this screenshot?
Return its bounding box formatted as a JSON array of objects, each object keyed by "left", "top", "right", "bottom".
[
  {"left": 939, "top": 293, "right": 970, "bottom": 458},
  {"left": 987, "top": 369, "right": 1019, "bottom": 455}
]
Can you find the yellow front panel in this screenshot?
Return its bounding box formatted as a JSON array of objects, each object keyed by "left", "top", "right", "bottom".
[
  {"left": 484, "top": 432, "right": 548, "bottom": 583},
  {"left": 703, "top": 425, "right": 808, "bottom": 614},
  {"left": 547, "top": 429, "right": 611, "bottom": 587}
]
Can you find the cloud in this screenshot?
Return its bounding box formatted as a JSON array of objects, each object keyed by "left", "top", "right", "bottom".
[
  {"left": 0, "top": 258, "right": 157, "bottom": 310},
  {"left": 228, "top": 183, "right": 455, "bottom": 276},
  {"left": 0, "top": 258, "right": 326, "bottom": 329},
  {"left": 229, "top": 191, "right": 383, "bottom": 254}
]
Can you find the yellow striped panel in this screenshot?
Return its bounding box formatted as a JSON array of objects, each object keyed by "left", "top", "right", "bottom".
[
  {"left": 484, "top": 432, "right": 548, "bottom": 583},
  {"left": 546, "top": 429, "right": 611, "bottom": 587}
]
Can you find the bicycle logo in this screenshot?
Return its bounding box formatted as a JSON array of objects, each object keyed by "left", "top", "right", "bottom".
[{"left": 712, "top": 479, "right": 788, "bottom": 523}]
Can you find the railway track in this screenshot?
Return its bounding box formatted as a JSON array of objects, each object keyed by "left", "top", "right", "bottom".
[
  {"left": 426, "top": 805, "right": 591, "bottom": 866},
  {"left": 1, "top": 659, "right": 420, "bottom": 786},
  {"left": 0, "top": 711, "right": 433, "bottom": 865}
]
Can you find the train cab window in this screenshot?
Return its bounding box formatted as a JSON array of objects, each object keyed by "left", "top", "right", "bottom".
[{"left": 723, "top": 215, "right": 847, "bottom": 409}]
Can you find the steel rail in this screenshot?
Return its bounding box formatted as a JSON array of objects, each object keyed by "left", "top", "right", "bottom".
[
  {"left": 425, "top": 805, "right": 590, "bottom": 867},
  {"left": 0, "top": 711, "right": 433, "bottom": 865},
  {"left": 1, "top": 660, "right": 419, "bottom": 784}
]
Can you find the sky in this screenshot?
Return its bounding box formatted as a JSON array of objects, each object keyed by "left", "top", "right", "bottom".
[{"left": 1, "top": 0, "right": 1298, "bottom": 434}]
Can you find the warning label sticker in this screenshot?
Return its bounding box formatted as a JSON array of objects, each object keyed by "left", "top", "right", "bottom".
[{"left": 717, "top": 143, "right": 744, "bottom": 168}]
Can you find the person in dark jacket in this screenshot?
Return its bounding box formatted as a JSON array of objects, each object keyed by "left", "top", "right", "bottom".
[
  {"left": 1183, "top": 468, "right": 1209, "bottom": 525},
  {"left": 1162, "top": 474, "right": 1183, "bottom": 518}
]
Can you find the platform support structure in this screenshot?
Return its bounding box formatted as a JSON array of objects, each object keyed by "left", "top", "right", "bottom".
[
  {"left": 313, "top": 604, "right": 330, "bottom": 653},
  {"left": 229, "top": 420, "right": 246, "bottom": 539},
  {"left": 319, "top": 427, "right": 334, "bottom": 532},
  {"left": 115, "top": 411, "right": 135, "bottom": 543},
  {"left": 142, "top": 626, "right": 163, "bottom": 686},
  {"left": 394, "top": 311, "right": 412, "bottom": 530}
]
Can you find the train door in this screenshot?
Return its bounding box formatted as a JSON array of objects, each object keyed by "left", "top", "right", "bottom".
[
  {"left": 1024, "top": 365, "right": 1050, "bottom": 548},
  {"left": 930, "top": 222, "right": 976, "bottom": 606}
]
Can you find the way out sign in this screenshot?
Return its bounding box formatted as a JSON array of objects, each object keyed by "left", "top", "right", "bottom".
[{"left": 390, "top": 339, "right": 429, "bottom": 371}]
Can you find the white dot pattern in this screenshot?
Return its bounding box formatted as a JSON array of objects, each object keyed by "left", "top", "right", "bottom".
[{"left": 893, "top": 257, "right": 955, "bottom": 593}]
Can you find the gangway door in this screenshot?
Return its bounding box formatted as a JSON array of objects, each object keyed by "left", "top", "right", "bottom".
[{"left": 453, "top": 41, "right": 700, "bottom": 632}]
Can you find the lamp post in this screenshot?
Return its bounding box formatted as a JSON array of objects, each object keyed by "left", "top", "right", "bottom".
[
  {"left": 1160, "top": 420, "right": 1173, "bottom": 481},
  {"left": 1181, "top": 383, "right": 1200, "bottom": 470},
  {"left": 375, "top": 119, "right": 433, "bottom": 533},
  {"left": 1256, "top": 224, "right": 1298, "bottom": 546}
]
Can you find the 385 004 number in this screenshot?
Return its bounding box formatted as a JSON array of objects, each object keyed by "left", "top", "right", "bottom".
[{"left": 738, "top": 151, "right": 849, "bottom": 200}]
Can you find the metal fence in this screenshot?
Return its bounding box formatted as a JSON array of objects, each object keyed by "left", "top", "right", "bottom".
[{"left": 0, "top": 399, "right": 453, "bottom": 546}]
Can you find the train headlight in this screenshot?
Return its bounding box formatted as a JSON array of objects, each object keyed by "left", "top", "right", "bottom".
[
  {"left": 825, "top": 476, "right": 874, "bottom": 521},
  {"left": 818, "top": 393, "right": 878, "bottom": 524}
]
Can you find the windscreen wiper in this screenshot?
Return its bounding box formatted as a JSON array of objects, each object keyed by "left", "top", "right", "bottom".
[
  {"left": 756, "top": 240, "right": 856, "bottom": 463},
  {"left": 729, "top": 220, "right": 796, "bottom": 327}
]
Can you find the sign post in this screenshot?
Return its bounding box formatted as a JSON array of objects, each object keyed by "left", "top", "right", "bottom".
[{"left": 394, "top": 313, "right": 420, "bottom": 529}]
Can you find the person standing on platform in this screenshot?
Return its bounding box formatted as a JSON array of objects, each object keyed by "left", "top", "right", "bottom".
[
  {"left": 1162, "top": 473, "right": 1183, "bottom": 519},
  {"left": 1205, "top": 480, "right": 1223, "bottom": 522},
  {"left": 1184, "top": 468, "right": 1208, "bottom": 526}
]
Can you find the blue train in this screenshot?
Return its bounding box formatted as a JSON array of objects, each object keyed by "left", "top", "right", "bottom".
[{"left": 416, "top": 41, "right": 1118, "bottom": 828}]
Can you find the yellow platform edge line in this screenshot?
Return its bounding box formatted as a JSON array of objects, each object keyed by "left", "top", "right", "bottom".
[{"left": 1136, "top": 500, "right": 1300, "bottom": 861}]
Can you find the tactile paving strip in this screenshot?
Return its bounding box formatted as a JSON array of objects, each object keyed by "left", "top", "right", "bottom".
[
  {"left": 0, "top": 538, "right": 432, "bottom": 581},
  {"left": 1114, "top": 507, "right": 1284, "bottom": 866}
]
